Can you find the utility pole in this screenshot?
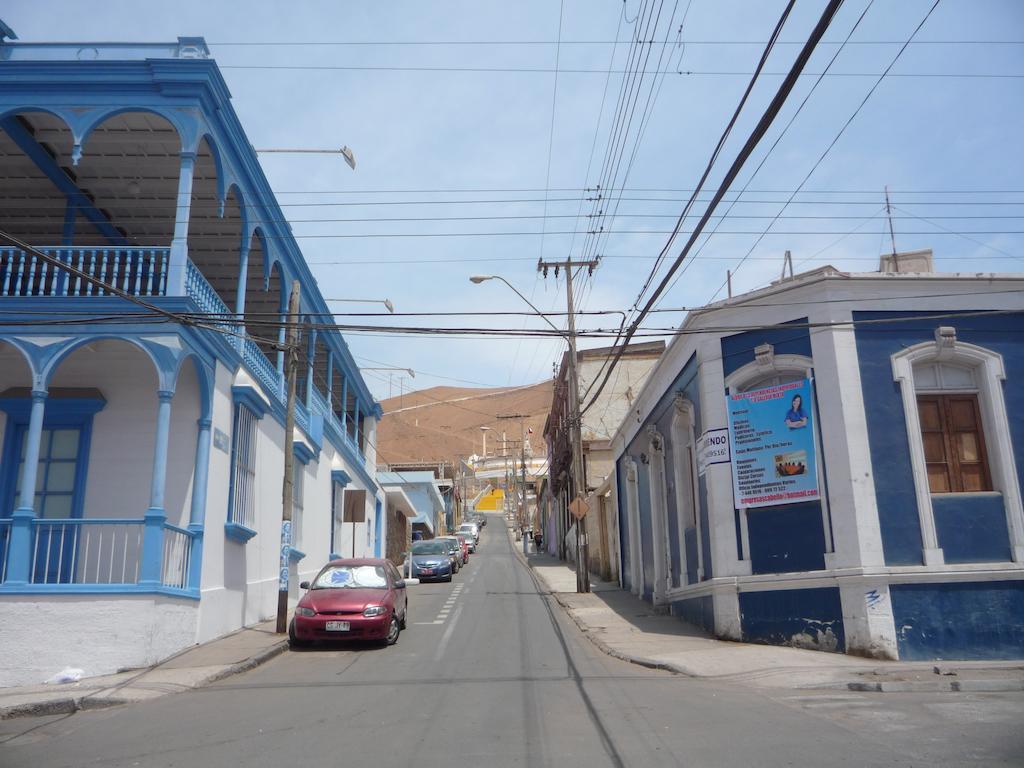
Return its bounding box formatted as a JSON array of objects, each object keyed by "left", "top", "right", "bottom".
[
  {"left": 276, "top": 279, "right": 301, "bottom": 633},
  {"left": 538, "top": 256, "right": 598, "bottom": 593},
  {"left": 885, "top": 185, "right": 899, "bottom": 268},
  {"left": 498, "top": 414, "right": 530, "bottom": 540}
]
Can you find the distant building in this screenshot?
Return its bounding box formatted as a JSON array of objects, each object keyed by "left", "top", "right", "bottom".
[
  {"left": 0, "top": 32, "right": 383, "bottom": 686},
  {"left": 611, "top": 252, "right": 1024, "bottom": 660},
  {"left": 543, "top": 341, "right": 665, "bottom": 578},
  {"left": 378, "top": 471, "right": 446, "bottom": 565}
]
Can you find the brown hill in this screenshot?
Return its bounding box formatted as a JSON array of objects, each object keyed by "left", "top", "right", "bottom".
[{"left": 375, "top": 381, "right": 553, "bottom": 467}]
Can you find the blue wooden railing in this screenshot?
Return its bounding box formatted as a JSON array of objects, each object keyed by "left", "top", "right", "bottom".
[
  {"left": 184, "top": 259, "right": 232, "bottom": 318},
  {"left": 0, "top": 246, "right": 169, "bottom": 297},
  {"left": 1, "top": 246, "right": 363, "bottom": 462},
  {"left": 0, "top": 517, "right": 199, "bottom": 595}
]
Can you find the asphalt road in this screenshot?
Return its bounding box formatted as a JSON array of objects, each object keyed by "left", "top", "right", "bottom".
[{"left": 3, "top": 514, "right": 1023, "bottom": 767}]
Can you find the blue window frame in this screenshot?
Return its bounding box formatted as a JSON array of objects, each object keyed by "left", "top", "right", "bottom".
[
  {"left": 0, "top": 393, "right": 105, "bottom": 582},
  {"left": 225, "top": 401, "right": 261, "bottom": 542}
]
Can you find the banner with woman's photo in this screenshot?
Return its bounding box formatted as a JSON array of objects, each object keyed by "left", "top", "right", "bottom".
[{"left": 726, "top": 378, "right": 820, "bottom": 509}]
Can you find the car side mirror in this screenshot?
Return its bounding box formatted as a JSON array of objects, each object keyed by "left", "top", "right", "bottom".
[
  {"left": 394, "top": 579, "right": 406, "bottom": 589},
  {"left": 299, "top": 581, "right": 310, "bottom": 590}
]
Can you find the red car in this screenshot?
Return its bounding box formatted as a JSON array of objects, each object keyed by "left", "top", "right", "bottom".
[
  {"left": 289, "top": 558, "right": 408, "bottom": 648},
  {"left": 454, "top": 534, "right": 470, "bottom": 564}
]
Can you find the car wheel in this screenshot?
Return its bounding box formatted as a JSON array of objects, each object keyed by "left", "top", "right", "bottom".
[
  {"left": 444, "top": 573, "right": 453, "bottom": 582},
  {"left": 288, "top": 620, "right": 309, "bottom": 649},
  {"left": 399, "top": 609, "right": 407, "bottom": 630},
  {"left": 385, "top": 614, "right": 400, "bottom": 646}
]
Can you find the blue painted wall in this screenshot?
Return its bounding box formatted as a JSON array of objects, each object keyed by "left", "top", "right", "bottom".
[
  {"left": 720, "top": 322, "right": 828, "bottom": 575},
  {"left": 739, "top": 587, "right": 845, "bottom": 652},
  {"left": 720, "top": 320, "right": 812, "bottom": 379},
  {"left": 933, "top": 494, "right": 1012, "bottom": 563},
  {"left": 617, "top": 352, "right": 708, "bottom": 597},
  {"left": 636, "top": 461, "right": 654, "bottom": 601},
  {"left": 670, "top": 594, "right": 714, "bottom": 634},
  {"left": 891, "top": 581, "right": 1024, "bottom": 660},
  {"left": 747, "top": 503, "right": 827, "bottom": 574},
  {"left": 616, "top": 466, "right": 633, "bottom": 593},
  {"left": 853, "top": 312, "right": 1024, "bottom": 565}
]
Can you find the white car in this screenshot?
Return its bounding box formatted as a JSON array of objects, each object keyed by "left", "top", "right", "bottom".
[{"left": 458, "top": 523, "right": 480, "bottom": 543}]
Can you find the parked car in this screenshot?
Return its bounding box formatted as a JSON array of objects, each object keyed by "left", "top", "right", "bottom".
[
  {"left": 454, "top": 533, "right": 471, "bottom": 561},
  {"left": 289, "top": 559, "right": 407, "bottom": 648},
  {"left": 456, "top": 532, "right": 475, "bottom": 555},
  {"left": 458, "top": 522, "right": 480, "bottom": 543},
  {"left": 437, "top": 536, "right": 463, "bottom": 573},
  {"left": 407, "top": 539, "right": 454, "bottom": 582}
]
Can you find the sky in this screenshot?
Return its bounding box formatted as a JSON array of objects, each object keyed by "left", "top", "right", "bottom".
[{"left": 5, "top": 0, "right": 1024, "bottom": 402}]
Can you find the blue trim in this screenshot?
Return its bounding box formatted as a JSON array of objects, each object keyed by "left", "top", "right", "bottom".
[
  {"left": 0, "top": 116, "right": 127, "bottom": 246},
  {"left": 374, "top": 496, "right": 383, "bottom": 557},
  {"left": 336, "top": 438, "right": 378, "bottom": 494},
  {"left": 332, "top": 469, "right": 352, "bottom": 487},
  {"left": 288, "top": 547, "right": 306, "bottom": 563},
  {"left": 329, "top": 552, "right": 342, "bottom": 561},
  {"left": 0, "top": 583, "right": 199, "bottom": 600},
  {"left": 292, "top": 441, "right": 315, "bottom": 465},
  {"left": 231, "top": 385, "right": 269, "bottom": 418},
  {"left": 224, "top": 522, "right": 257, "bottom": 543},
  {"left": 0, "top": 394, "right": 104, "bottom": 560}
]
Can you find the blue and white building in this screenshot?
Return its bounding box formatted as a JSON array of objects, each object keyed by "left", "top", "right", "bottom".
[
  {"left": 0, "top": 29, "right": 385, "bottom": 686},
  {"left": 611, "top": 250, "right": 1024, "bottom": 660}
]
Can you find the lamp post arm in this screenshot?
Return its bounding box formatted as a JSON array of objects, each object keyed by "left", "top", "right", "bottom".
[{"left": 490, "top": 276, "right": 566, "bottom": 338}]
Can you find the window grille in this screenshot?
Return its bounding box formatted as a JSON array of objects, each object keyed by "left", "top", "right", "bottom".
[{"left": 228, "top": 405, "right": 259, "bottom": 530}]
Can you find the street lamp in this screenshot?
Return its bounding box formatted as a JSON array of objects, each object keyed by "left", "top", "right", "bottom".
[
  {"left": 256, "top": 145, "right": 357, "bottom": 170},
  {"left": 468, "top": 275, "right": 565, "bottom": 338},
  {"left": 327, "top": 297, "right": 395, "bottom": 313},
  {"left": 361, "top": 367, "right": 415, "bottom": 400},
  {"left": 472, "top": 272, "right": 590, "bottom": 592},
  {"left": 480, "top": 426, "right": 491, "bottom": 458}
]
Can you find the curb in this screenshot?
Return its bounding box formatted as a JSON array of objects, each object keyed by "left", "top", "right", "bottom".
[
  {"left": 0, "top": 638, "right": 289, "bottom": 720},
  {"left": 0, "top": 694, "right": 129, "bottom": 720},
  {"left": 201, "top": 639, "right": 289, "bottom": 687},
  {"left": 508, "top": 529, "right": 1024, "bottom": 694},
  {"left": 849, "top": 679, "right": 1024, "bottom": 693},
  {"left": 506, "top": 526, "right": 693, "bottom": 678}
]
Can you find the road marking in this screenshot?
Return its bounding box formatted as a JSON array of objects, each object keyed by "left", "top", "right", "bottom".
[
  {"left": 433, "top": 604, "right": 463, "bottom": 662},
  {"left": 414, "top": 620, "right": 445, "bottom": 625}
]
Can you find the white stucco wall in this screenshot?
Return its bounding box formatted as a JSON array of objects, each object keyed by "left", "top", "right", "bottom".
[
  {"left": 194, "top": 362, "right": 382, "bottom": 644},
  {"left": 40, "top": 339, "right": 199, "bottom": 528},
  {"left": 0, "top": 595, "right": 197, "bottom": 687}
]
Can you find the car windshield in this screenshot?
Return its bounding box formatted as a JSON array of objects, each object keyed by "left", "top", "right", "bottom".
[
  {"left": 313, "top": 565, "right": 388, "bottom": 589},
  {"left": 412, "top": 541, "right": 446, "bottom": 555},
  {"left": 459, "top": 526, "right": 475, "bottom": 532},
  {"left": 441, "top": 539, "right": 459, "bottom": 551}
]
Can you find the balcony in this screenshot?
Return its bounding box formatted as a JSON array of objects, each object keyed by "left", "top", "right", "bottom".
[
  {"left": 0, "top": 517, "right": 199, "bottom": 597},
  {"left": 1, "top": 246, "right": 169, "bottom": 297}
]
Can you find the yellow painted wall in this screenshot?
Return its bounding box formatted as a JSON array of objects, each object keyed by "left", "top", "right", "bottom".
[{"left": 475, "top": 488, "right": 505, "bottom": 511}]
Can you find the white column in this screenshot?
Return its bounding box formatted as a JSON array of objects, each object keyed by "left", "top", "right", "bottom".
[
  {"left": 696, "top": 336, "right": 743, "bottom": 639},
  {"left": 807, "top": 305, "right": 886, "bottom": 569},
  {"left": 166, "top": 152, "right": 196, "bottom": 296}
]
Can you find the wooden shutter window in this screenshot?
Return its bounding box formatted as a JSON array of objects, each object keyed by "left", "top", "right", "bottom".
[{"left": 916, "top": 394, "right": 992, "bottom": 494}]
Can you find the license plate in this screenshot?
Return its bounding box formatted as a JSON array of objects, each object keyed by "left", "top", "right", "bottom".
[
  {"left": 325, "top": 621, "right": 350, "bottom": 632},
  {"left": 421, "top": 568, "right": 434, "bottom": 575}
]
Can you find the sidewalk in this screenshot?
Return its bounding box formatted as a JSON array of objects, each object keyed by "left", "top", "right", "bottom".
[
  {"left": 510, "top": 527, "right": 1024, "bottom": 692},
  {"left": 0, "top": 619, "right": 287, "bottom": 719}
]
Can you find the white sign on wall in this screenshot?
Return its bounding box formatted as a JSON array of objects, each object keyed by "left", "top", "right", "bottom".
[{"left": 697, "top": 428, "right": 731, "bottom": 476}]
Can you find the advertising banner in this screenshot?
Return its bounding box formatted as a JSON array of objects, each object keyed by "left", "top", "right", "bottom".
[
  {"left": 726, "top": 378, "right": 819, "bottom": 508},
  {"left": 696, "top": 428, "right": 731, "bottom": 476}
]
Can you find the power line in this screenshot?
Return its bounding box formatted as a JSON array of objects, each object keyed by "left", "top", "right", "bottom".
[
  {"left": 217, "top": 63, "right": 1022, "bottom": 78},
  {"left": 205, "top": 38, "right": 1024, "bottom": 46},
  {"left": 708, "top": 0, "right": 944, "bottom": 301},
  {"left": 657, "top": 0, "right": 877, "bottom": 307},
  {"left": 580, "top": 0, "right": 848, "bottom": 415}
]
